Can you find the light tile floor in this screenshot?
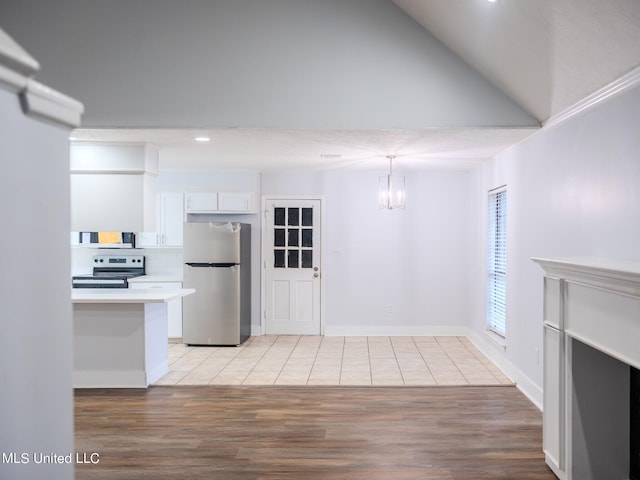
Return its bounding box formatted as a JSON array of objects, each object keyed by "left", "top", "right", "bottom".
[{"left": 155, "top": 336, "right": 513, "bottom": 387}]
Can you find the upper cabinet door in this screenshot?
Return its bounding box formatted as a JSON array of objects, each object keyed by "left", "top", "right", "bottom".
[
  {"left": 71, "top": 173, "right": 153, "bottom": 232},
  {"left": 185, "top": 193, "right": 218, "bottom": 213},
  {"left": 184, "top": 192, "right": 254, "bottom": 214},
  {"left": 160, "top": 193, "right": 184, "bottom": 246},
  {"left": 218, "top": 192, "right": 254, "bottom": 213},
  {"left": 137, "top": 192, "right": 183, "bottom": 247}
]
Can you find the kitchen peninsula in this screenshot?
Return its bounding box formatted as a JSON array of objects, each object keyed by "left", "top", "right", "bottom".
[{"left": 72, "top": 288, "right": 194, "bottom": 388}]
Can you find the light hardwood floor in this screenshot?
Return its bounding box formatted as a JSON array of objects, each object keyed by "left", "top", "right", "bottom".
[
  {"left": 156, "top": 336, "right": 512, "bottom": 386},
  {"left": 74, "top": 385, "right": 555, "bottom": 480}
]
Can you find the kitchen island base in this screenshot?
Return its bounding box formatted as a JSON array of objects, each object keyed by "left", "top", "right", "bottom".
[
  {"left": 72, "top": 288, "right": 194, "bottom": 388},
  {"left": 74, "top": 303, "right": 168, "bottom": 388}
]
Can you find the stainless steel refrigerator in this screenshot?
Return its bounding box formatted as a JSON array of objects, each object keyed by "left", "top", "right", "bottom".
[{"left": 182, "top": 222, "right": 251, "bottom": 346}]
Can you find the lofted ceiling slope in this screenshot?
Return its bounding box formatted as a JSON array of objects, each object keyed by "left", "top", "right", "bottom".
[
  {"left": 392, "top": 0, "right": 640, "bottom": 124},
  {"left": 0, "top": 0, "right": 537, "bottom": 130}
]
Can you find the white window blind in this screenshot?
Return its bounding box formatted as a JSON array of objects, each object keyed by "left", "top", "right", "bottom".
[{"left": 487, "top": 187, "right": 507, "bottom": 337}]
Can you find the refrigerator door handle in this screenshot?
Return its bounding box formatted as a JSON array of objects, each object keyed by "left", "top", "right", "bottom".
[{"left": 185, "top": 262, "right": 239, "bottom": 268}]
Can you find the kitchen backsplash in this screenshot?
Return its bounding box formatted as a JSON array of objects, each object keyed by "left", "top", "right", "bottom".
[{"left": 71, "top": 247, "right": 184, "bottom": 278}]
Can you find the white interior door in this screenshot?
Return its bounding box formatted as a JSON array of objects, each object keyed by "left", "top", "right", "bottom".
[{"left": 264, "top": 199, "right": 322, "bottom": 335}]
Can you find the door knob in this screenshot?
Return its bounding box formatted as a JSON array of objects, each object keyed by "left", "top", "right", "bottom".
[
  {"left": 313, "top": 267, "right": 319, "bottom": 271},
  {"left": 313, "top": 272, "right": 319, "bottom": 278}
]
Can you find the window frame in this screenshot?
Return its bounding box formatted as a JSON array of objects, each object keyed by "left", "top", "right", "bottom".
[{"left": 486, "top": 186, "right": 507, "bottom": 338}]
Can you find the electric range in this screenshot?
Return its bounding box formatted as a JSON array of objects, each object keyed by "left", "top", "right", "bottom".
[{"left": 72, "top": 254, "right": 145, "bottom": 288}]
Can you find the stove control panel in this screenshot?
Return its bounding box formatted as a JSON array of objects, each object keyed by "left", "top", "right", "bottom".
[{"left": 92, "top": 255, "right": 145, "bottom": 268}]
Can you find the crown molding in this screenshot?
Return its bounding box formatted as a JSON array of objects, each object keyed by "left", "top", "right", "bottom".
[
  {"left": 0, "top": 28, "right": 39, "bottom": 92},
  {"left": 544, "top": 65, "right": 640, "bottom": 129},
  {"left": 20, "top": 79, "right": 84, "bottom": 128},
  {"left": 0, "top": 28, "right": 83, "bottom": 127}
]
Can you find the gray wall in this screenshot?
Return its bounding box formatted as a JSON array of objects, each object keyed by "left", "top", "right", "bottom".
[
  {"left": 0, "top": 0, "right": 537, "bottom": 129},
  {"left": 0, "top": 87, "right": 74, "bottom": 479}
]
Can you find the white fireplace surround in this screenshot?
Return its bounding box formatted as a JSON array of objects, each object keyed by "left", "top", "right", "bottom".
[{"left": 532, "top": 257, "right": 640, "bottom": 480}]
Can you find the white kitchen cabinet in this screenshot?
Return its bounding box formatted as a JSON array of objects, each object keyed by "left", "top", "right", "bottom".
[
  {"left": 185, "top": 193, "right": 218, "bottom": 213},
  {"left": 185, "top": 191, "right": 255, "bottom": 214},
  {"left": 218, "top": 192, "right": 254, "bottom": 213},
  {"left": 138, "top": 193, "right": 184, "bottom": 247},
  {"left": 129, "top": 281, "right": 183, "bottom": 338},
  {"left": 160, "top": 193, "right": 184, "bottom": 245},
  {"left": 70, "top": 143, "right": 158, "bottom": 232}
]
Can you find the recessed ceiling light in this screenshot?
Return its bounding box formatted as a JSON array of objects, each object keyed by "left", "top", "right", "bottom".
[
  {"left": 320, "top": 154, "right": 343, "bottom": 160},
  {"left": 194, "top": 136, "right": 210, "bottom": 142}
]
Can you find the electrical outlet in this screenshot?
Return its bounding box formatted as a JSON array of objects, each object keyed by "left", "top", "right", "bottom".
[{"left": 387, "top": 304, "right": 393, "bottom": 313}]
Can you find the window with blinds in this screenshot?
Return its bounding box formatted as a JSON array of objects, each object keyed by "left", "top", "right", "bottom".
[{"left": 487, "top": 187, "right": 507, "bottom": 337}]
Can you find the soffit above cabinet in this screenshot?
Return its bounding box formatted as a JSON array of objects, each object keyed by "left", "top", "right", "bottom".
[
  {"left": 70, "top": 143, "right": 159, "bottom": 175},
  {"left": 70, "top": 144, "right": 158, "bottom": 232}
]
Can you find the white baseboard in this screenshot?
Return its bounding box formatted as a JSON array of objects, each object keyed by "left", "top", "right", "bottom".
[
  {"left": 467, "top": 331, "right": 543, "bottom": 411},
  {"left": 323, "top": 325, "right": 471, "bottom": 337},
  {"left": 73, "top": 370, "right": 147, "bottom": 389},
  {"left": 251, "top": 325, "right": 263, "bottom": 337},
  {"left": 146, "top": 360, "right": 169, "bottom": 385},
  {"left": 253, "top": 324, "right": 470, "bottom": 337}
]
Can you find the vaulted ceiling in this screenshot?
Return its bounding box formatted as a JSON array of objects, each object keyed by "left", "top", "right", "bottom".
[
  {"left": 392, "top": 0, "right": 640, "bottom": 123},
  {"left": 2, "top": 0, "right": 639, "bottom": 172}
]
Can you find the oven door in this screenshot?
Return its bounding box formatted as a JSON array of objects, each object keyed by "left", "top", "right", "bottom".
[{"left": 72, "top": 275, "right": 128, "bottom": 288}]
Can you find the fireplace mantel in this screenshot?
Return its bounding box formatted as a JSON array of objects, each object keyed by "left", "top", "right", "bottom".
[
  {"left": 533, "top": 257, "right": 640, "bottom": 480},
  {"left": 533, "top": 257, "right": 640, "bottom": 298}
]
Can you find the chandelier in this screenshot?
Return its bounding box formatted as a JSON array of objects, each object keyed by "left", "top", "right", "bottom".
[{"left": 378, "top": 155, "right": 405, "bottom": 210}]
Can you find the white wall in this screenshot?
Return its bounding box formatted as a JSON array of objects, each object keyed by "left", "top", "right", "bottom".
[
  {"left": 263, "top": 169, "right": 472, "bottom": 335},
  {"left": 0, "top": 88, "right": 74, "bottom": 479},
  {"left": 468, "top": 83, "right": 640, "bottom": 405}
]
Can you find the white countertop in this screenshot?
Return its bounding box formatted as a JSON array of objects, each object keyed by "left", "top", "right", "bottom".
[
  {"left": 72, "top": 288, "right": 194, "bottom": 304},
  {"left": 128, "top": 275, "right": 183, "bottom": 283}
]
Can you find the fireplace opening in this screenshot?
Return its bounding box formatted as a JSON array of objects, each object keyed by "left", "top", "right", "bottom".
[
  {"left": 570, "top": 338, "right": 630, "bottom": 479},
  {"left": 632, "top": 367, "right": 640, "bottom": 480}
]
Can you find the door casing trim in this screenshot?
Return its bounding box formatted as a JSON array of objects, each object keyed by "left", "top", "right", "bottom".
[{"left": 260, "top": 195, "right": 326, "bottom": 336}]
